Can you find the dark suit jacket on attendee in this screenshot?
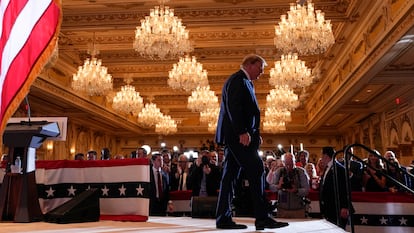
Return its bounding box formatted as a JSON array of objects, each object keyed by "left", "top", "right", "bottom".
[
  {"left": 149, "top": 165, "right": 170, "bottom": 216},
  {"left": 190, "top": 164, "right": 221, "bottom": 196},
  {"left": 320, "top": 161, "right": 354, "bottom": 228}
]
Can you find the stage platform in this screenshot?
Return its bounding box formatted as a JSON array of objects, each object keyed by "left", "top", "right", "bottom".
[{"left": 0, "top": 216, "right": 346, "bottom": 233}]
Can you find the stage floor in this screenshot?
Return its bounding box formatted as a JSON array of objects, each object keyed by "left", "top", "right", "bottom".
[{"left": 0, "top": 216, "right": 347, "bottom": 233}]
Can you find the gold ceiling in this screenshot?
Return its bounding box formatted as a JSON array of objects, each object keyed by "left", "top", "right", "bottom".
[{"left": 27, "top": 0, "right": 414, "bottom": 138}]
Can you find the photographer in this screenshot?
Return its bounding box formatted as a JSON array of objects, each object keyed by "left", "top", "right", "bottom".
[
  {"left": 269, "top": 152, "right": 309, "bottom": 218},
  {"left": 189, "top": 150, "right": 221, "bottom": 197}
]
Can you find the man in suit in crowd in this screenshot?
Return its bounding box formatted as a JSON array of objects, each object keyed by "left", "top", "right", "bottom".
[
  {"left": 319, "top": 146, "right": 354, "bottom": 229},
  {"left": 190, "top": 153, "right": 221, "bottom": 197},
  {"left": 149, "top": 153, "right": 170, "bottom": 216},
  {"left": 215, "top": 54, "right": 288, "bottom": 230},
  {"left": 170, "top": 154, "right": 191, "bottom": 191}
]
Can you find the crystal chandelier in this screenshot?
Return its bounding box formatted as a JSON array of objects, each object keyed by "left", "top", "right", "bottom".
[
  {"left": 274, "top": 0, "right": 335, "bottom": 55},
  {"left": 138, "top": 103, "right": 164, "bottom": 127},
  {"left": 112, "top": 80, "right": 143, "bottom": 115},
  {"left": 269, "top": 53, "right": 313, "bottom": 89},
  {"left": 71, "top": 57, "right": 113, "bottom": 96},
  {"left": 133, "top": 1, "right": 193, "bottom": 60},
  {"left": 263, "top": 119, "right": 286, "bottom": 133},
  {"left": 200, "top": 107, "right": 219, "bottom": 124},
  {"left": 266, "top": 86, "right": 299, "bottom": 110},
  {"left": 168, "top": 55, "right": 209, "bottom": 92},
  {"left": 187, "top": 86, "right": 218, "bottom": 112},
  {"left": 155, "top": 115, "right": 177, "bottom": 135},
  {"left": 207, "top": 121, "right": 217, "bottom": 134},
  {"left": 265, "top": 107, "right": 292, "bottom": 122}
]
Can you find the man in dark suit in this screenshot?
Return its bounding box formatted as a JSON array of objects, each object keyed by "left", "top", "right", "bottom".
[
  {"left": 319, "top": 146, "right": 354, "bottom": 229},
  {"left": 190, "top": 153, "right": 221, "bottom": 197},
  {"left": 149, "top": 153, "right": 170, "bottom": 216},
  {"left": 215, "top": 54, "right": 288, "bottom": 230}
]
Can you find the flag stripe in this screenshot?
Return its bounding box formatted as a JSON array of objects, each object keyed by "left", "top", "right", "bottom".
[
  {"left": 36, "top": 165, "right": 150, "bottom": 184},
  {"left": 39, "top": 197, "right": 150, "bottom": 217},
  {"left": 0, "top": 0, "right": 28, "bottom": 56},
  {"left": 1, "top": 0, "right": 58, "bottom": 117}
]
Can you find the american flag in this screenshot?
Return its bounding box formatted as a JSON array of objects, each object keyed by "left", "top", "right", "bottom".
[{"left": 0, "top": 0, "right": 61, "bottom": 133}]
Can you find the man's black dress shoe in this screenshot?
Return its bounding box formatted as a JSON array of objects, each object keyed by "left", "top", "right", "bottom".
[
  {"left": 217, "top": 222, "right": 248, "bottom": 230},
  {"left": 255, "top": 217, "right": 289, "bottom": 230}
]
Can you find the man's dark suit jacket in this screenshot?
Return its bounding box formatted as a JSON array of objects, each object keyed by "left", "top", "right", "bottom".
[
  {"left": 149, "top": 165, "right": 170, "bottom": 216},
  {"left": 320, "top": 161, "right": 354, "bottom": 228},
  {"left": 215, "top": 69, "right": 260, "bottom": 148},
  {"left": 190, "top": 164, "right": 221, "bottom": 196}
]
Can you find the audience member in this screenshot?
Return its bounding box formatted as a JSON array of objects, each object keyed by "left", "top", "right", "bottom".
[
  {"left": 74, "top": 153, "right": 84, "bottom": 160},
  {"left": 341, "top": 147, "right": 364, "bottom": 191},
  {"left": 266, "top": 158, "right": 284, "bottom": 183},
  {"left": 189, "top": 153, "right": 221, "bottom": 197},
  {"left": 86, "top": 150, "right": 97, "bottom": 160},
  {"left": 319, "top": 146, "right": 353, "bottom": 229},
  {"left": 316, "top": 158, "right": 325, "bottom": 177},
  {"left": 170, "top": 154, "right": 191, "bottom": 191},
  {"left": 101, "top": 148, "right": 110, "bottom": 160},
  {"left": 209, "top": 150, "right": 218, "bottom": 166},
  {"left": 136, "top": 147, "right": 147, "bottom": 159},
  {"left": 384, "top": 150, "right": 396, "bottom": 161},
  {"left": 296, "top": 150, "right": 309, "bottom": 168},
  {"left": 384, "top": 157, "right": 411, "bottom": 192},
  {"left": 130, "top": 150, "right": 137, "bottom": 158},
  {"left": 217, "top": 147, "right": 224, "bottom": 170},
  {"left": 304, "top": 163, "right": 319, "bottom": 190},
  {"left": 161, "top": 149, "right": 174, "bottom": 175},
  {"left": 149, "top": 153, "right": 170, "bottom": 216},
  {"left": 363, "top": 150, "right": 387, "bottom": 192},
  {"left": 269, "top": 152, "right": 309, "bottom": 218}
]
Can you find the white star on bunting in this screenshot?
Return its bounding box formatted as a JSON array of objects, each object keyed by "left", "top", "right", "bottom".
[
  {"left": 379, "top": 216, "right": 388, "bottom": 225},
  {"left": 102, "top": 185, "right": 110, "bottom": 196},
  {"left": 45, "top": 186, "right": 55, "bottom": 197},
  {"left": 360, "top": 216, "right": 368, "bottom": 224},
  {"left": 399, "top": 217, "right": 408, "bottom": 225},
  {"left": 67, "top": 185, "right": 76, "bottom": 196},
  {"left": 136, "top": 184, "right": 144, "bottom": 196},
  {"left": 119, "top": 184, "right": 127, "bottom": 196}
]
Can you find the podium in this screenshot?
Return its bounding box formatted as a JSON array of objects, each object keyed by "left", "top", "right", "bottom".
[{"left": 0, "top": 121, "right": 60, "bottom": 222}]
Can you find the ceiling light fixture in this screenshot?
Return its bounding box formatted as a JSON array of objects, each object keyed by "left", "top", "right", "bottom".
[
  {"left": 138, "top": 102, "right": 164, "bottom": 127},
  {"left": 274, "top": 0, "right": 335, "bottom": 55},
  {"left": 112, "top": 78, "right": 143, "bottom": 115},
  {"left": 266, "top": 86, "right": 299, "bottom": 110},
  {"left": 187, "top": 86, "right": 218, "bottom": 112},
  {"left": 71, "top": 35, "right": 113, "bottom": 96},
  {"left": 133, "top": 0, "right": 193, "bottom": 60},
  {"left": 155, "top": 115, "right": 178, "bottom": 135},
  {"left": 168, "top": 55, "right": 209, "bottom": 92},
  {"left": 200, "top": 107, "right": 219, "bottom": 124},
  {"left": 269, "top": 53, "right": 313, "bottom": 89}
]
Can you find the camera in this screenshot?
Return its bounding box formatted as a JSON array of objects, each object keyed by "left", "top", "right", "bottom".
[
  {"left": 281, "top": 175, "right": 292, "bottom": 189},
  {"left": 201, "top": 155, "right": 210, "bottom": 166}
]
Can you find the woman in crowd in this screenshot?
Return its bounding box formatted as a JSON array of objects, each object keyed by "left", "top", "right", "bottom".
[
  {"left": 363, "top": 151, "right": 387, "bottom": 192},
  {"left": 304, "top": 162, "right": 319, "bottom": 190}
]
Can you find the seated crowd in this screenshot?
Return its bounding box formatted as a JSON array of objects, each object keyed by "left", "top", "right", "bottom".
[{"left": 72, "top": 145, "right": 414, "bottom": 217}]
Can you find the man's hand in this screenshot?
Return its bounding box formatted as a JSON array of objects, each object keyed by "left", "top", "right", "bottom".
[
  {"left": 239, "top": 132, "right": 251, "bottom": 146},
  {"left": 340, "top": 208, "right": 349, "bottom": 219},
  {"left": 203, "top": 165, "right": 211, "bottom": 174}
]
